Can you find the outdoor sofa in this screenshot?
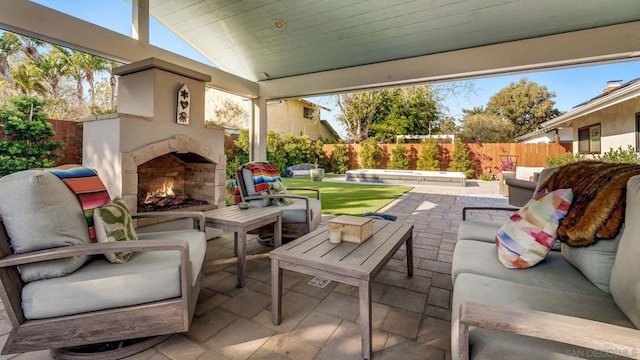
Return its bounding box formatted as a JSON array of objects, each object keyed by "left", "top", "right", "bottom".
[{"left": 451, "top": 172, "right": 640, "bottom": 359}]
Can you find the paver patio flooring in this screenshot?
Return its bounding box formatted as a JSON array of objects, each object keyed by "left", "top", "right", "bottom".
[{"left": 0, "top": 180, "right": 512, "bottom": 360}]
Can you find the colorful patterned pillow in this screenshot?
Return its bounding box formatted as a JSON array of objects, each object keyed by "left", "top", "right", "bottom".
[
  {"left": 269, "top": 180, "right": 293, "bottom": 206},
  {"left": 496, "top": 188, "right": 573, "bottom": 268},
  {"left": 94, "top": 197, "right": 138, "bottom": 263}
]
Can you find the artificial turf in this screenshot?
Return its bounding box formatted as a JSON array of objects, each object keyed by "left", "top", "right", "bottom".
[{"left": 282, "top": 177, "right": 412, "bottom": 216}]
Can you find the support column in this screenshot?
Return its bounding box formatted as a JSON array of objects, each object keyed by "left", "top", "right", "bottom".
[
  {"left": 250, "top": 97, "right": 268, "bottom": 162},
  {"left": 132, "top": 0, "right": 149, "bottom": 47}
]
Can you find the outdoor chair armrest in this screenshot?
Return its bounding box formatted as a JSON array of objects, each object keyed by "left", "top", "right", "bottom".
[
  {"left": 458, "top": 302, "right": 640, "bottom": 360},
  {"left": 133, "top": 211, "right": 205, "bottom": 231},
  {"left": 462, "top": 206, "right": 518, "bottom": 220},
  {"left": 286, "top": 187, "right": 321, "bottom": 200},
  {"left": 0, "top": 239, "right": 189, "bottom": 267}
]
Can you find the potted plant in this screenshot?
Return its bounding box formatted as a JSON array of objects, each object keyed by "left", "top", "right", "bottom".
[{"left": 310, "top": 160, "right": 324, "bottom": 181}]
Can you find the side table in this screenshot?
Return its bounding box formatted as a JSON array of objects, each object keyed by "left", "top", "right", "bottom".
[{"left": 204, "top": 206, "right": 283, "bottom": 287}]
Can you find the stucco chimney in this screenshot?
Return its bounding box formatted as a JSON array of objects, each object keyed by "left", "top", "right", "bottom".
[{"left": 603, "top": 80, "right": 623, "bottom": 93}]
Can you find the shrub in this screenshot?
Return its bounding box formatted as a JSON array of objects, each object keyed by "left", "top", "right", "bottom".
[
  {"left": 389, "top": 144, "right": 410, "bottom": 169},
  {"left": 545, "top": 152, "right": 587, "bottom": 167},
  {"left": 596, "top": 145, "right": 640, "bottom": 164},
  {"left": 416, "top": 138, "right": 439, "bottom": 170},
  {"left": 0, "top": 96, "right": 63, "bottom": 176},
  {"left": 332, "top": 144, "right": 350, "bottom": 174},
  {"left": 360, "top": 138, "right": 382, "bottom": 169},
  {"left": 447, "top": 138, "right": 474, "bottom": 178}
]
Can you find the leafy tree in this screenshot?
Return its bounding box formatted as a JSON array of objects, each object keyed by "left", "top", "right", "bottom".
[
  {"left": 210, "top": 99, "right": 249, "bottom": 128},
  {"left": 485, "top": 78, "right": 560, "bottom": 136},
  {"left": 370, "top": 86, "right": 440, "bottom": 142},
  {"left": 336, "top": 90, "right": 383, "bottom": 142},
  {"left": 447, "top": 138, "right": 474, "bottom": 178},
  {"left": 0, "top": 96, "right": 63, "bottom": 176},
  {"left": 389, "top": 143, "right": 410, "bottom": 169},
  {"left": 459, "top": 113, "right": 514, "bottom": 143},
  {"left": 360, "top": 138, "right": 381, "bottom": 168},
  {"left": 416, "top": 137, "right": 439, "bottom": 170}
]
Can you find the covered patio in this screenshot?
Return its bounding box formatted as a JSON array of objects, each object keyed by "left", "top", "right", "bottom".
[
  {"left": 0, "top": 180, "right": 510, "bottom": 359},
  {"left": 1, "top": 1, "right": 640, "bottom": 359}
]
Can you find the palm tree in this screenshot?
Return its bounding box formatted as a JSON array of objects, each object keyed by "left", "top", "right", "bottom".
[
  {"left": 17, "top": 35, "right": 44, "bottom": 62},
  {"left": 0, "top": 32, "right": 20, "bottom": 88},
  {"left": 34, "top": 47, "right": 69, "bottom": 98},
  {"left": 106, "top": 60, "right": 120, "bottom": 110},
  {"left": 79, "top": 52, "right": 109, "bottom": 107},
  {"left": 11, "top": 63, "right": 46, "bottom": 96}
]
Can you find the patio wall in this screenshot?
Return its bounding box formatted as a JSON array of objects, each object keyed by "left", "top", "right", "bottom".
[{"left": 322, "top": 142, "right": 571, "bottom": 177}]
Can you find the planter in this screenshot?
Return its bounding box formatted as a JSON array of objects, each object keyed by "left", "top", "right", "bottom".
[{"left": 310, "top": 168, "right": 325, "bottom": 181}]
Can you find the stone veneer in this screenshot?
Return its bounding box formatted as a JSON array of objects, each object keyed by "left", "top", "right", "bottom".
[{"left": 120, "top": 134, "right": 226, "bottom": 212}]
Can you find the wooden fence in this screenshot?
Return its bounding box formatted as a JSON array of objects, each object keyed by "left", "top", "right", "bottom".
[
  {"left": 322, "top": 142, "right": 572, "bottom": 177},
  {"left": 0, "top": 119, "right": 83, "bottom": 165}
]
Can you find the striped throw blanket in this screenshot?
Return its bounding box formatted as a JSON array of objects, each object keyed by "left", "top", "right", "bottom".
[
  {"left": 46, "top": 167, "right": 111, "bottom": 242},
  {"left": 234, "top": 162, "right": 282, "bottom": 204}
]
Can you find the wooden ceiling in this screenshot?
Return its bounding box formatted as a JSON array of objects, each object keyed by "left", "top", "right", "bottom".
[{"left": 1, "top": 0, "right": 640, "bottom": 99}]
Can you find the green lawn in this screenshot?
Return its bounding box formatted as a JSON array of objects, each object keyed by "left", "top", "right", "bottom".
[{"left": 282, "top": 177, "right": 412, "bottom": 216}]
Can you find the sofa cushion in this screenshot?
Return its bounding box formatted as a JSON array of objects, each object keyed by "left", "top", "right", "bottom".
[
  {"left": 457, "top": 220, "right": 503, "bottom": 243},
  {"left": 610, "top": 175, "right": 640, "bottom": 328},
  {"left": 561, "top": 228, "right": 622, "bottom": 294},
  {"left": 496, "top": 188, "right": 573, "bottom": 268},
  {"left": 451, "top": 273, "right": 635, "bottom": 360},
  {"left": 0, "top": 170, "right": 91, "bottom": 282},
  {"left": 94, "top": 197, "right": 138, "bottom": 263},
  {"left": 22, "top": 229, "right": 206, "bottom": 320},
  {"left": 452, "top": 240, "right": 608, "bottom": 298}
]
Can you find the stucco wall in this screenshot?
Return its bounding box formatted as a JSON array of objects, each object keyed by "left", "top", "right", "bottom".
[
  {"left": 570, "top": 96, "right": 640, "bottom": 153},
  {"left": 267, "top": 100, "right": 326, "bottom": 139}
]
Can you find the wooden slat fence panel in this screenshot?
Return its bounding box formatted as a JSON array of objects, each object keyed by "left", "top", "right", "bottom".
[{"left": 322, "top": 142, "right": 571, "bottom": 177}]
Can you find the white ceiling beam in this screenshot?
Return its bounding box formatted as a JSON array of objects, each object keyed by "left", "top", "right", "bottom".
[
  {"left": 0, "top": 0, "right": 259, "bottom": 98},
  {"left": 260, "top": 21, "right": 640, "bottom": 100}
]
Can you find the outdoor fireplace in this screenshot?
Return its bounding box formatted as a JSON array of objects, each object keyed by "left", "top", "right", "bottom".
[
  {"left": 136, "top": 153, "right": 215, "bottom": 213},
  {"left": 81, "top": 58, "right": 226, "bottom": 217}
]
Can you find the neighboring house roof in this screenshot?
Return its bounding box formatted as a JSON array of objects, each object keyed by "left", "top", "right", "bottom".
[
  {"left": 320, "top": 120, "right": 341, "bottom": 140},
  {"left": 515, "top": 78, "right": 640, "bottom": 142}
]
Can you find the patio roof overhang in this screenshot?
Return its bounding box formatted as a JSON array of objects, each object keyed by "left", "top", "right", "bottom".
[{"left": 1, "top": 0, "right": 640, "bottom": 159}]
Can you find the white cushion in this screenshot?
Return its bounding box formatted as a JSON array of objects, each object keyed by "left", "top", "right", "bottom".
[
  {"left": 0, "top": 170, "right": 91, "bottom": 282},
  {"left": 22, "top": 230, "right": 206, "bottom": 320}
]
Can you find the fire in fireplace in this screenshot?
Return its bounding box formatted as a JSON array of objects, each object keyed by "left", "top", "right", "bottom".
[{"left": 136, "top": 153, "right": 214, "bottom": 213}]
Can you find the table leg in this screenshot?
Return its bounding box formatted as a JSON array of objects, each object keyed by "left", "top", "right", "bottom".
[
  {"left": 274, "top": 215, "right": 282, "bottom": 248},
  {"left": 233, "top": 231, "right": 238, "bottom": 257},
  {"left": 236, "top": 231, "right": 246, "bottom": 288},
  {"left": 271, "top": 259, "right": 282, "bottom": 325},
  {"left": 406, "top": 234, "right": 414, "bottom": 277},
  {"left": 359, "top": 280, "right": 372, "bottom": 360}
]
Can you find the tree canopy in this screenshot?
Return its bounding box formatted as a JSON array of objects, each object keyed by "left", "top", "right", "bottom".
[
  {"left": 336, "top": 85, "right": 442, "bottom": 143},
  {"left": 0, "top": 31, "right": 120, "bottom": 120},
  {"left": 485, "top": 78, "right": 560, "bottom": 136}
]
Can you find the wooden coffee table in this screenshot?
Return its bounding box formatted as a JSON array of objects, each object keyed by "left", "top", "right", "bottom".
[
  {"left": 204, "top": 206, "right": 282, "bottom": 288},
  {"left": 270, "top": 219, "right": 413, "bottom": 360}
]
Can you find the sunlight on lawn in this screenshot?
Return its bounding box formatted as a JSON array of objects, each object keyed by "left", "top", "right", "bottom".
[{"left": 282, "top": 177, "right": 412, "bottom": 216}]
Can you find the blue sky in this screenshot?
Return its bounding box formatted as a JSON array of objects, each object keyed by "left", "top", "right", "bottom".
[{"left": 29, "top": 0, "right": 640, "bottom": 136}]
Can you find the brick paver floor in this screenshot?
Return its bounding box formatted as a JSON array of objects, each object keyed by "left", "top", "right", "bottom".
[{"left": 0, "top": 180, "right": 513, "bottom": 360}]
